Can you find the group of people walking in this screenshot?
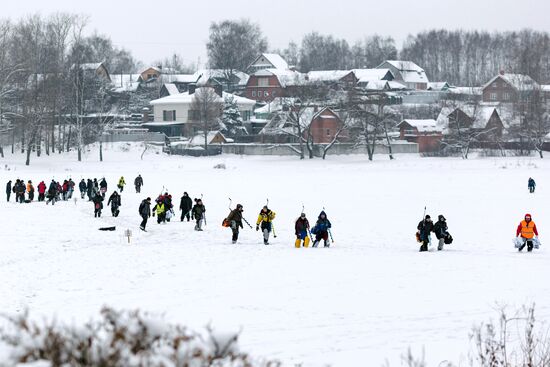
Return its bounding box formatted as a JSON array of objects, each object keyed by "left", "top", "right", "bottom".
[{"left": 6, "top": 178, "right": 77, "bottom": 204}]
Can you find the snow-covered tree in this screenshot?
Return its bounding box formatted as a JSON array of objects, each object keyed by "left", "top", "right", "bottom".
[{"left": 221, "top": 95, "right": 247, "bottom": 137}]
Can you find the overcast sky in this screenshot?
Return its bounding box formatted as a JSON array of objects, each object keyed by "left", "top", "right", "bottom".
[{"left": 3, "top": 0, "right": 549, "bottom": 67}]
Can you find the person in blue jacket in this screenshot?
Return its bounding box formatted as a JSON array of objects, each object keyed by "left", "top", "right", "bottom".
[{"left": 311, "top": 211, "right": 332, "bottom": 247}]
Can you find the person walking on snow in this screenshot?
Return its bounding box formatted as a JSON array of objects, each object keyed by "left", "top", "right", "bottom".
[
  {"left": 99, "top": 178, "right": 107, "bottom": 198},
  {"left": 107, "top": 191, "right": 122, "bottom": 217},
  {"left": 226, "top": 204, "right": 244, "bottom": 244},
  {"left": 134, "top": 174, "right": 143, "bottom": 193},
  {"left": 6, "top": 180, "right": 11, "bottom": 202},
  {"left": 256, "top": 205, "right": 276, "bottom": 245},
  {"left": 79, "top": 179, "right": 87, "bottom": 199},
  {"left": 295, "top": 213, "right": 311, "bottom": 248},
  {"left": 152, "top": 200, "right": 166, "bottom": 224},
  {"left": 528, "top": 177, "right": 536, "bottom": 193},
  {"left": 86, "top": 179, "right": 93, "bottom": 201},
  {"left": 27, "top": 180, "right": 35, "bottom": 202},
  {"left": 46, "top": 180, "right": 57, "bottom": 205},
  {"left": 179, "top": 192, "right": 193, "bottom": 222},
  {"left": 417, "top": 215, "right": 434, "bottom": 252},
  {"left": 139, "top": 197, "right": 151, "bottom": 231},
  {"left": 516, "top": 213, "right": 539, "bottom": 252},
  {"left": 15, "top": 179, "right": 25, "bottom": 203},
  {"left": 192, "top": 198, "right": 206, "bottom": 231},
  {"left": 117, "top": 176, "right": 126, "bottom": 192},
  {"left": 433, "top": 215, "right": 450, "bottom": 251},
  {"left": 37, "top": 181, "right": 46, "bottom": 202},
  {"left": 92, "top": 192, "right": 104, "bottom": 218},
  {"left": 312, "top": 211, "right": 332, "bottom": 248}
]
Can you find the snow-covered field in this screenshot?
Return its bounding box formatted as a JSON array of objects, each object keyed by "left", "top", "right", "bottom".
[{"left": 1, "top": 143, "right": 549, "bottom": 366}]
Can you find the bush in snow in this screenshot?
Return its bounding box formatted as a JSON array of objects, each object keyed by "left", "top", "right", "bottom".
[{"left": 0, "top": 307, "right": 281, "bottom": 367}]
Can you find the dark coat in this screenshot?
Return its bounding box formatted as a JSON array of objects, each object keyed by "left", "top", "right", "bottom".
[
  {"left": 6, "top": 181, "right": 11, "bottom": 194},
  {"left": 227, "top": 208, "right": 243, "bottom": 228},
  {"left": 192, "top": 204, "right": 205, "bottom": 218},
  {"left": 79, "top": 180, "right": 87, "bottom": 191},
  {"left": 92, "top": 194, "right": 104, "bottom": 209},
  {"left": 417, "top": 219, "right": 434, "bottom": 241},
  {"left": 134, "top": 176, "right": 143, "bottom": 186},
  {"left": 107, "top": 193, "right": 121, "bottom": 208},
  {"left": 180, "top": 195, "right": 193, "bottom": 212},
  {"left": 295, "top": 217, "right": 310, "bottom": 235},
  {"left": 139, "top": 200, "right": 151, "bottom": 217},
  {"left": 433, "top": 220, "right": 448, "bottom": 239}
]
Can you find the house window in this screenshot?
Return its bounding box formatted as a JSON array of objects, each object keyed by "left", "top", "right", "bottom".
[
  {"left": 503, "top": 92, "right": 510, "bottom": 101},
  {"left": 264, "top": 91, "right": 269, "bottom": 97},
  {"left": 326, "top": 129, "right": 331, "bottom": 136},
  {"left": 493, "top": 81, "right": 499, "bottom": 88},
  {"left": 242, "top": 110, "right": 251, "bottom": 121},
  {"left": 252, "top": 91, "right": 256, "bottom": 97},
  {"left": 163, "top": 110, "right": 176, "bottom": 121},
  {"left": 258, "top": 78, "right": 269, "bottom": 87},
  {"left": 188, "top": 109, "right": 199, "bottom": 121},
  {"left": 490, "top": 93, "right": 497, "bottom": 101}
]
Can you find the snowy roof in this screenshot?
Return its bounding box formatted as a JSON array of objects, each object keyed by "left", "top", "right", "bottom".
[
  {"left": 306, "top": 70, "right": 350, "bottom": 83},
  {"left": 249, "top": 53, "right": 289, "bottom": 71},
  {"left": 378, "top": 61, "right": 428, "bottom": 84},
  {"left": 381, "top": 60, "right": 424, "bottom": 73},
  {"left": 388, "top": 81, "right": 408, "bottom": 90},
  {"left": 162, "top": 74, "right": 197, "bottom": 83},
  {"left": 483, "top": 73, "right": 539, "bottom": 91},
  {"left": 80, "top": 62, "right": 104, "bottom": 71},
  {"left": 140, "top": 66, "right": 161, "bottom": 74},
  {"left": 260, "top": 107, "right": 317, "bottom": 135},
  {"left": 162, "top": 83, "right": 180, "bottom": 95},
  {"left": 427, "top": 82, "right": 451, "bottom": 91},
  {"left": 398, "top": 119, "right": 441, "bottom": 133},
  {"left": 150, "top": 87, "right": 256, "bottom": 107},
  {"left": 437, "top": 104, "right": 509, "bottom": 131},
  {"left": 188, "top": 131, "right": 227, "bottom": 146},
  {"left": 254, "top": 68, "right": 307, "bottom": 87},
  {"left": 192, "top": 69, "right": 249, "bottom": 86},
  {"left": 364, "top": 80, "right": 389, "bottom": 91},
  {"left": 352, "top": 69, "right": 393, "bottom": 82},
  {"left": 541, "top": 85, "right": 550, "bottom": 92},
  {"left": 449, "top": 86, "right": 482, "bottom": 95},
  {"left": 111, "top": 74, "right": 140, "bottom": 92}
]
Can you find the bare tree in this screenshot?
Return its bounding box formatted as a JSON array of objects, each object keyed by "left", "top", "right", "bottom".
[{"left": 190, "top": 87, "right": 222, "bottom": 154}]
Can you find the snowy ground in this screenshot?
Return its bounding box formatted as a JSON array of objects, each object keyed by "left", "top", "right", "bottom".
[{"left": 1, "top": 143, "right": 549, "bottom": 366}]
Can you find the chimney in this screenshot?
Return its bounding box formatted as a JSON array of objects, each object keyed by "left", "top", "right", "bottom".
[
  {"left": 188, "top": 83, "right": 196, "bottom": 95},
  {"left": 214, "top": 84, "right": 223, "bottom": 97},
  {"left": 499, "top": 70, "right": 505, "bottom": 76}
]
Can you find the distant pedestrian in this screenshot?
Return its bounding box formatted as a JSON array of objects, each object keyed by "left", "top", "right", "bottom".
[
  {"left": 6, "top": 180, "right": 11, "bottom": 202},
  {"left": 179, "top": 192, "right": 193, "bottom": 222},
  {"left": 528, "top": 177, "right": 536, "bottom": 193},
  {"left": 134, "top": 174, "right": 143, "bottom": 193},
  {"left": 139, "top": 197, "right": 152, "bottom": 231}
]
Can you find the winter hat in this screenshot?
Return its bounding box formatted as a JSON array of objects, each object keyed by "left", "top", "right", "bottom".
[
  {"left": 236, "top": 204, "right": 243, "bottom": 210},
  {"left": 425, "top": 215, "right": 431, "bottom": 220},
  {"left": 300, "top": 213, "right": 306, "bottom": 218},
  {"left": 525, "top": 213, "right": 532, "bottom": 220},
  {"left": 438, "top": 215, "right": 446, "bottom": 221},
  {"left": 146, "top": 197, "right": 151, "bottom": 201}
]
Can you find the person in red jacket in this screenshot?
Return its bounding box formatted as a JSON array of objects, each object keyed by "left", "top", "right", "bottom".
[
  {"left": 516, "top": 213, "right": 539, "bottom": 252},
  {"left": 37, "top": 181, "right": 46, "bottom": 202}
]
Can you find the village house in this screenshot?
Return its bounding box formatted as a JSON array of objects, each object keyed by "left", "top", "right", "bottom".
[
  {"left": 146, "top": 86, "right": 255, "bottom": 138},
  {"left": 259, "top": 106, "right": 348, "bottom": 144},
  {"left": 245, "top": 68, "right": 305, "bottom": 102},
  {"left": 247, "top": 53, "right": 290, "bottom": 74},
  {"left": 377, "top": 60, "right": 429, "bottom": 90},
  {"left": 481, "top": 72, "right": 539, "bottom": 103},
  {"left": 396, "top": 119, "right": 442, "bottom": 152},
  {"left": 436, "top": 105, "right": 511, "bottom": 139}
]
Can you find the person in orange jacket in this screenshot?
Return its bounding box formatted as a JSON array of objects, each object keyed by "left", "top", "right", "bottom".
[{"left": 516, "top": 213, "right": 539, "bottom": 252}]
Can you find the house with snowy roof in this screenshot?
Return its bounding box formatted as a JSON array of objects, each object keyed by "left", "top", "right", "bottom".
[
  {"left": 245, "top": 68, "right": 306, "bottom": 102},
  {"left": 396, "top": 119, "right": 442, "bottom": 152},
  {"left": 247, "top": 53, "right": 290, "bottom": 74},
  {"left": 376, "top": 61, "right": 429, "bottom": 90},
  {"left": 436, "top": 104, "right": 509, "bottom": 138},
  {"left": 482, "top": 71, "right": 539, "bottom": 103},
  {"left": 259, "top": 106, "right": 348, "bottom": 144},
  {"left": 71, "top": 62, "right": 111, "bottom": 83},
  {"left": 146, "top": 86, "right": 255, "bottom": 137}
]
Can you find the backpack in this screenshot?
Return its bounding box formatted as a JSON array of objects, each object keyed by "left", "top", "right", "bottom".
[
  {"left": 311, "top": 226, "right": 319, "bottom": 235},
  {"left": 222, "top": 218, "right": 230, "bottom": 227},
  {"left": 444, "top": 233, "right": 453, "bottom": 244},
  {"left": 95, "top": 203, "right": 100, "bottom": 210}
]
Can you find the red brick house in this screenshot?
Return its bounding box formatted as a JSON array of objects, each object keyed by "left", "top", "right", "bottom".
[
  {"left": 245, "top": 69, "right": 304, "bottom": 102},
  {"left": 308, "top": 107, "right": 349, "bottom": 143},
  {"left": 396, "top": 119, "right": 442, "bottom": 152},
  {"left": 482, "top": 72, "right": 538, "bottom": 103}
]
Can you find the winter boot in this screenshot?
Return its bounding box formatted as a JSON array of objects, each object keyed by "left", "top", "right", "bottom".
[
  {"left": 527, "top": 240, "right": 533, "bottom": 252},
  {"left": 295, "top": 239, "right": 301, "bottom": 248},
  {"left": 304, "top": 236, "right": 310, "bottom": 248},
  {"left": 324, "top": 241, "right": 330, "bottom": 248},
  {"left": 312, "top": 241, "right": 319, "bottom": 248}
]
